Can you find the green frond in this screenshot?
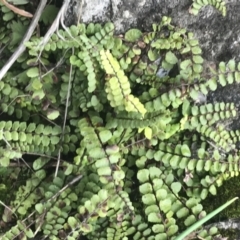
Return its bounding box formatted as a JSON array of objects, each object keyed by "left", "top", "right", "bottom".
[{"left": 190, "top": 0, "right": 226, "bottom": 16}]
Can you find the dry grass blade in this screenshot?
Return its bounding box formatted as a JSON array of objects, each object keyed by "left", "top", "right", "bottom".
[
  {"left": 0, "top": 0, "right": 48, "bottom": 80},
  {"left": 54, "top": 47, "right": 74, "bottom": 178},
  {"left": 0, "top": 0, "right": 33, "bottom": 18},
  {"left": 36, "top": 0, "right": 71, "bottom": 58}
]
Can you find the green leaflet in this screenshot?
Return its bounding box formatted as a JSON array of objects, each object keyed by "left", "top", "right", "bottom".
[
  {"left": 26, "top": 67, "right": 39, "bottom": 78},
  {"left": 165, "top": 51, "right": 178, "bottom": 65},
  {"left": 181, "top": 144, "right": 191, "bottom": 157},
  {"left": 125, "top": 28, "right": 143, "bottom": 42},
  {"left": 47, "top": 109, "right": 60, "bottom": 120}
]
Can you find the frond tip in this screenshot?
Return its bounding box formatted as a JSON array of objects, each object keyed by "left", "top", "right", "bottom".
[{"left": 101, "top": 49, "right": 147, "bottom": 116}]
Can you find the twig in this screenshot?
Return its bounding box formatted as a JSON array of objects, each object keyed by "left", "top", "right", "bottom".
[
  {"left": 0, "top": 200, "right": 18, "bottom": 219},
  {"left": 37, "top": 0, "right": 83, "bottom": 62},
  {"left": 77, "top": 0, "right": 84, "bottom": 24},
  {"left": 9, "top": 174, "right": 83, "bottom": 240},
  {"left": 207, "top": 140, "right": 227, "bottom": 154},
  {"left": 51, "top": 174, "right": 83, "bottom": 201},
  {"left": 0, "top": 44, "right": 8, "bottom": 56},
  {"left": 54, "top": 47, "right": 74, "bottom": 178},
  {"left": 36, "top": 0, "right": 71, "bottom": 60},
  {"left": 0, "top": 0, "right": 48, "bottom": 80},
  {"left": 0, "top": 94, "right": 30, "bottom": 116}
]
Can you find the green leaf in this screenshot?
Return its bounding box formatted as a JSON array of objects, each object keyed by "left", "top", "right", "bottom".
[
  {"left": 165, "top": 51, "right": 178, "bottom": 65},
  {"left": 51, "top": 136, "right": 60, "bottom": 144},
  {"left": 219, "top": 61, "right": 226, "bottom": 73},
  {"left": 32, "top": 89, "right": 45, "bottom": 100},
  {"left": 144, "top": 127, "right": 152, "bottom": 140},
  {"left": 137, "top": 169, "right": 149, "bottom": 183},
  {"left": 192, "top": 55, "right": 204, "bottom": 64},
  {"left": 0, "top": 183, "right": 6, "bottom": 190},
  {"left": 125, "top": 29, "right": 142, "bottom": 42},
  {"left": 91, "top": 95, "right": 99, "bottom": 106},
  {"left": 191, "top": 46, "right": 202, "bottom": 54},
  {"left": 47, "top": 109, "right": 60, "bottom": 120},
  {"left": 209, "top": 185, "right": 217, "bottom": 195},
  {"left": 106, "top": 145, "right": 119, "bottom": 154},
  {"left": 159, "top": 199, "right": 172, "bottom": 213},
  {"left": 64, "top": 163, "right": 73, "bottom": 175},
  {"left": 97, "top": 166, "right": 112, "bottom": 176},
  {"left": 2, "top": 84, "right": 11, "bottom": 95},
  {"left": 192, "top": 204, "right": 203, "bottom": 215},
  {"left": 86, "top": 23, "right": 95, "bottom": 35},
  {"left": 148, "top": 49, "right": 158, "bottom": 61},
  {"left": 10, "top": 21, "right": 28, "bottom": 46},
  {"left": 170, "top": 155, "right": 181, "bottom": 168},
  {"left": 181, "top": 45, "right": 191, "bottom": 54},
  {"left": 193, "top": 64, "right": 203, "bottom": 73},
  {"left": 98, "top": 189, "right": 108, "bottom": 200},
  {"left": 208, "top": 78, "right": 217, "bottom": 91},
  {"left": 148, "top": 212, "right": 161, "bottom": 223},
  {"left": 192, "top": 2, "right": 202, "bottom": 10},
  {"left": 33, "top": 158, "right": 49, "bottom": 170},
  {"left": 213, "top": 150, "right": 221, "bottom": 161},
  {"left": 95, "top": 158, "right": 109, "bottom": 168},
  {"left": 171, "top": 182, "right": 181, "bottom": 194},
  {"left": 176, "top": 207, "right": 189, "bottom": 218},
  {"left": 156, "top": 189, "right": 167, "bottom": 200},
  {"left": 180, "top": 59, "right": 192, "bottom": 70},
  {"left": 0, "top": 157, "right": 10, "bottom": 167},
  {"left": 181, "top": 144, "right": 191, "bottom": 157},
  {"left": 40, "top": 5, "right": 59, "bottom": 25},
  {"left": 167, "top": 225, "right": 178, "bottom": 236},
  {"left": 184, "top": 215, "right": 196, "bottom": 227},
  {"left": 182, "top": 99, "right": 191, "bottom": 115},
  {"left": 26, "top": 123, "right": 35, "bottom": 133},
  {"left": 3, "top": 12, "right": 14, "bottom": 21},
  {"left": 81, "top": 223, "right": 93, "bottom": 233},
  {"left": 35, "top": 203, "right": 44, "bottom": 214},
  {"left": 139, "top": 183, "right": 153, "bottom": 194},
  {"left": 99, "top": 130, "right": 112, "bottom": 143},
  {"left": 32, "top": 78, "right": 42, "bottom": 90},
  {"left": 142, "top": 193, "right": 156, "bottom": 205},
  {"left": 227, "top": 59, "right": 236, "bottom": 71},
  {"left": 68, "top": 192, "right": 78, "bottom": 201},
  {"left": 17, "top": 206, "right": 27, "bottom": 215},
  {"left": 188, "top": 39, "right": 199, "bottom": 47},
  {"left": 89, "top": 147, "right": 105, "bottom": 159},
  {"left": 68, "top": 216, "right": 78, "bottom": 229},
  {"left": 149, "top": 166, "right": 162, "bottom": 179},
  {"left": 209, "top": 226, "right": 218, "bottom": 235},
  {"left": 27, "top": 67, "right": 39, "bottom": 78},
  {"left": 185, "top": 198, "right": 197, "bottom": 208},
  {"left": 152, "top": 224, "right": 164, "bottom": 234},
  {"left": 113, "top": 170, "right": 125, "bottom": 181}
]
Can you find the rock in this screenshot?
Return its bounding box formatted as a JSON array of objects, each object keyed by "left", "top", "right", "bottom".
[
  {"left": 68, "top": 0, "right": 240, "bottom": 131},
  {"left": 73, "top": 0, "right": 240, "bottom": 63}
]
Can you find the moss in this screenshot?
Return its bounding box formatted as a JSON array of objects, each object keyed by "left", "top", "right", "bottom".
[{"left": 202, "top": 175, "right": 240, "bottom": 222}]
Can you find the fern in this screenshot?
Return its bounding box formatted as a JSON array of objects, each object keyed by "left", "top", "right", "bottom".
[{"left": 0, "top": 1, "right": 238, "bottom": 239}]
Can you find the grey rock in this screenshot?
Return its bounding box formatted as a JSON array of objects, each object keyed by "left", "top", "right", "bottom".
[
  {"left": 67, "top": 0, "right": 240, "bottom": 128},
  {"left": 72, "top": 0, "right": 240, "bottom": 63}
]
